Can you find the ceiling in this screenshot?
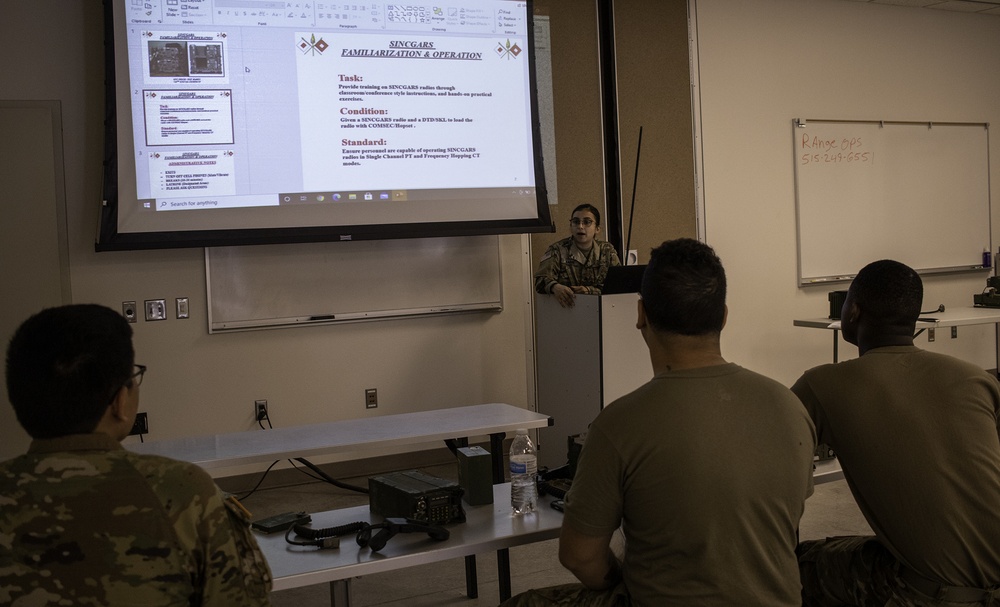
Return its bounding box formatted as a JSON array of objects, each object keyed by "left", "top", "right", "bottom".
[{"left": 841, "top": 0, "right": 1000, "bottom": 16}]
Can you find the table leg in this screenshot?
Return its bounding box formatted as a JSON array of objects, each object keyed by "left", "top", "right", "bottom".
[
  {"left": 489, "top": 432, "right": 506, "bottom": 483},
  {"left": 330, "top": 579, "right": 351, "bottom": 607},
  {"left": 833, "top": 329, "right": 839, "bottom": 363},
  {"left": 448, "top": 436, "right": 480, "bottom": 598},
  {"left": 498, "top": 547, "right": 512, "bottom": 601},
  {"left": 444, "top": 437, "right": 469, "bottom": 455},
  {"left": 465, "top": 555, "right": 479, "bottom": 598},
  {"left": 490, "top": 431, "right": 512, "bottom": 601},
  {"left": 995, "top": 324, "right": 1000, "bottom": 378}
]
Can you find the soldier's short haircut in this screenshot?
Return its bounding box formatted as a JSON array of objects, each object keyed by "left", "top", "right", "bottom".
[
  {"left": 640, "top": 238, "right": 726, "bottom": 336},
  {"left": 850, "top": 260, "right": 922, "bottom": 326},
  {"left": 6, "top": 304, "right": 134, "bottom": 438}
]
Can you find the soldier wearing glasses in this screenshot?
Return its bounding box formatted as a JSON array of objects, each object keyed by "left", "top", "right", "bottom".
[
  {"left": 534, "top": 203, "right": 622, "bottom": 308},
  {"left": 1, "top": 304, "right": 272, "bottom": 606}
]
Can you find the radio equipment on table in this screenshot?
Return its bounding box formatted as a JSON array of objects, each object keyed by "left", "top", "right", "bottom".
[
  {"left": 974, "top": 277, "right": 1000, "bottom": 308},
  {"left": 368, "top": 469, "right": 465, "bottom": 526}
]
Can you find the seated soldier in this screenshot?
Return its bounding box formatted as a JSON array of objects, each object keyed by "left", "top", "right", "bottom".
[
  {"left": 0, "top": 304, "right": 272, "bottom": 606},
  {"left": 793, "top": 259, "right": 1000, "bottom": 606},
  {"left": 507, "top": 238, "right": 816, "bottom": 606}
]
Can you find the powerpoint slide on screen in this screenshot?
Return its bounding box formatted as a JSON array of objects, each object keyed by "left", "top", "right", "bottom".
[{"left": 112, "top": 0, "right": 542, "bottom": 235}]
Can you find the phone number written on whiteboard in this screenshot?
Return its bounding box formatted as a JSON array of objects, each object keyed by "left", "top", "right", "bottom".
[{"left": 799, "top": 134, "right": 874, "bottom": 166}]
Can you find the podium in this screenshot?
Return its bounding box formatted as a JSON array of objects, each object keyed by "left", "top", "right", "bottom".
[{"left": 534, "top": 293, "right": 652, "bottom": 469}]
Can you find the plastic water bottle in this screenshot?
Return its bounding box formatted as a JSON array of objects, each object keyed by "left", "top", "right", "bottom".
[{"left": 509, "top": 429, "right": 537, "bottom": 515}]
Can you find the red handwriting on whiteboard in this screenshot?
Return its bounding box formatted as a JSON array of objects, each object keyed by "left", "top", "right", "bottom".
[{"left": 799, "top": 134, "right": 873, "bottom": 165}]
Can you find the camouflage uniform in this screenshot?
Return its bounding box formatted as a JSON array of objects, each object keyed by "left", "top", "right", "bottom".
[
  {"left": 534, "top": 237, "right": 621, "bottom": 295},
  {"left": 0, "top": 433, "right": 272, "bottom": 606},
  {"left": 798, "top": 536, "right": 997, "bottom": 606}
]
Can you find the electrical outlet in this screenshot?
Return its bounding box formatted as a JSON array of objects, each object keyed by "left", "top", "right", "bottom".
[
  {"left": 130, "top": 412, "right": 148, "bottom": 436},
  {"left": 122, "top": 301, "right": 137, "bottom": 323},
  {"left": 255, "top": 400, "right": 268, "bottom": 421},
  {"left": 144, "top": 299, "right": 167, "bottom": 321},
  {"left": 365, "top": 388, "right": 378, "bottom": 409}
]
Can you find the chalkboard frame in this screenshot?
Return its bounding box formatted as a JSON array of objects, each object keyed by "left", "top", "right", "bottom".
[{"left": 793, "top": 118, "right": 991, "bottom": 286}]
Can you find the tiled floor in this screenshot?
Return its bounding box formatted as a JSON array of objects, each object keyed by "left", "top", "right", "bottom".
[{"left": 234, "top": 462, "right": 872, "bottom": 607}]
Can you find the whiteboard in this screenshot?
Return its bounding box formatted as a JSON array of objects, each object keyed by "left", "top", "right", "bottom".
[
  {"left": 793, "top": 120, "right": 990, "bottom": 285},
  {"left": 206, "top": 236, "right": 502, "bottom": 332}
]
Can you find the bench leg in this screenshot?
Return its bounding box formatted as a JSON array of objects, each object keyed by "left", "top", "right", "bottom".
[{"left": 329, "top": 578, "right": 351, "bottom": 607}]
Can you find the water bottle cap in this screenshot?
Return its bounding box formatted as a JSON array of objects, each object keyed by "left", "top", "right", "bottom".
[{"left": 515, "top": 428, "right": 527, "bottom": 435}]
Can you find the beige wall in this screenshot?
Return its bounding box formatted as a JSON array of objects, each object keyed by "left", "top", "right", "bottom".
[
  {"left": 614, "top": 0, "right": 697, "bottom": 257},
  {"left": 0, "top": 2, "right": 535, "bottom": 461},
  {"left": 0, "top": 101, "right": 72, "bottom": 457},
  {"left": 693, "top": 0, "right": 1000, "bottom": 385}
]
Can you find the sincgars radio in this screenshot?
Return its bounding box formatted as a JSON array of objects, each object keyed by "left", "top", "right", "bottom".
[{"left": 368, "top": 470, "right": 466, "bottom": 526}]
